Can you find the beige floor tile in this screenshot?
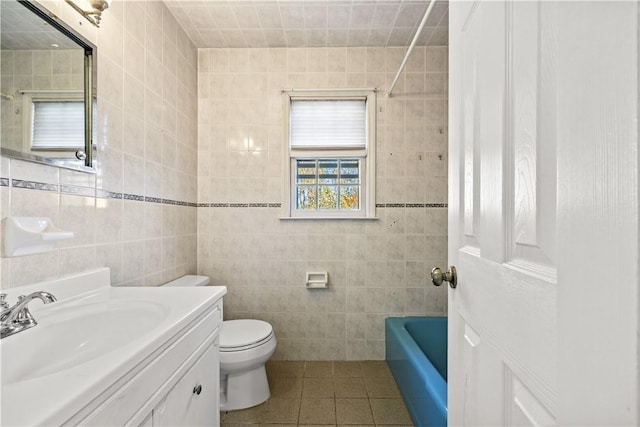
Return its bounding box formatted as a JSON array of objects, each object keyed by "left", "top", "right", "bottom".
[
  {"left": 359, "top": 361, "right": 392, "bottom": 378},
  {"left": 333, "top": 361, "right": 363, "bottom": 377},
  {"left": 220, "top": 403, "right": 263, "bottom": 424},
  {"left": 334, "top": 377, "right": 368, "bottom": 398},
  {"left": 267, "top": 361, "right": 305, "bottom": 379},
  {"left": 364, "top": 377, "right": 401, "bottom": 398},
  {"left": 223, "top": 361, "right": 413, "bottom": 427},
  {"left": 271, "top": 377, "right": 304, "bottom": 398},
  {"left": 336, "top": 398, "right": 374, "bottom": 425},
  {"left": 369, "top": 399, "right": 413, "bottom": 425},
  {"left": 303, "top": 378, "right": 335, "bottom": 397},
  {"left": 258, "top": 397, "right": 301, "bottom": 424},
  {"left": 299, "top": 398, "right": 336, "bottom": 424},
  {"left": 305, "top": 361, "right": 334, "bottom": 377}
]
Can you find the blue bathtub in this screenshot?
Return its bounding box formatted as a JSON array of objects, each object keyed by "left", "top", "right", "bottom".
[{"left": 385, "top": 317, "right": 447, "bottom": 427}]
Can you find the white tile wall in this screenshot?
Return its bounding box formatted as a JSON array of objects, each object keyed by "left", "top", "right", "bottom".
[
  {"left": 197, "top": 46, "right": 448, "bottom": 360},
  {"left": 1, "top": 2, "right": 448, "bottom": 361},
  {"left": 0, "top": 1, "right": 198, "bottom": 288}
]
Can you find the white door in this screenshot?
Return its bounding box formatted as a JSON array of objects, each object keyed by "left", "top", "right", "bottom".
[{"left": 447, "top": 1, "right": 639, "bottom": 425}]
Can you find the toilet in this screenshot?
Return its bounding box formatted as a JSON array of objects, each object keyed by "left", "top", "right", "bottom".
[{"left": 162, "top": 275, "right": 277, "bottom": 411}]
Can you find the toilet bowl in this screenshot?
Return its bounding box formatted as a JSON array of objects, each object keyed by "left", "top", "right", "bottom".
[
  {"left": 162, "top": 276, "right": 277, "bottom": 411},
  {"left": 219, "top": 319, "right": 277, "bottom": 410}
]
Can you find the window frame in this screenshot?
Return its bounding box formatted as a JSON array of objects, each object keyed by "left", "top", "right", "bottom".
[{"left": 282, "top": 89, "right": 377, "bottom": 219}]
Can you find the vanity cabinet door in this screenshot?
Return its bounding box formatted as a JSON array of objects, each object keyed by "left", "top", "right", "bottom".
[{"left": 153, "top": 341, "right": 220, "bottom": 427}]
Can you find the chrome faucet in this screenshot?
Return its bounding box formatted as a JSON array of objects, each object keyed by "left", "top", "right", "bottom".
[{"left": 1, "top": 291, "right": 57, "bottom": 339}]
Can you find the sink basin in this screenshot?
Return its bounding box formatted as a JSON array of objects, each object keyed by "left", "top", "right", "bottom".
[
  {"left": 1, "top": 299, "right": 169, "bottom": 384},
  {"left": 0, "top": 268, "right": 227, "bottom": 427}
]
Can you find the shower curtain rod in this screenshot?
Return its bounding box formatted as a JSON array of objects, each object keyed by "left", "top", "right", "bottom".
[{"left": 386, "top": 0, "right": 438, "bottom": 98}]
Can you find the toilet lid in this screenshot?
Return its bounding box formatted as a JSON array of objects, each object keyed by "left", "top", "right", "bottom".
[{"left": 220, "top": 319, "right": 273, "bottom": 350}]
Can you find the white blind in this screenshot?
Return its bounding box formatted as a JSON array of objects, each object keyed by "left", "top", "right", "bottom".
[
  {"left": 290, "top": 99, "right": 366, "bottom": 149},
  {"left": 32, "top": 100, "right": 84, "bottom": 150}
]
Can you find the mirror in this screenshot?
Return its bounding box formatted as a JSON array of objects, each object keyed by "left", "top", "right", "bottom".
[{"left": 1, "top": 0, "right": 96, "bottom": 172}]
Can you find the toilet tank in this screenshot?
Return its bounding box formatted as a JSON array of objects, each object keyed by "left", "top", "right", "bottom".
[{"left": 162, "top": 275, "right": 210, "bottom": 287}]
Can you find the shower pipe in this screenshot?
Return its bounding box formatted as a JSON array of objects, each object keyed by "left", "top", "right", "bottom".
[{"left": 386, "top": 0, "right": 439, "bottom": 98}]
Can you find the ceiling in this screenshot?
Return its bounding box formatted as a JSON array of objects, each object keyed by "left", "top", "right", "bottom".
[
  {"left": 164, "top": 0, "right": 448, "bottom": 49},
  {"left": 1, "top": 1, "right": 80, "bottom": 50}
]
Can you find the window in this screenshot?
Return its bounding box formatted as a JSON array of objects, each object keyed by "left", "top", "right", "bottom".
[
  {"left": 22, "top": 90, "right": 86, "bottom": 152},
  {"left": 296, "top": 158, "right": 361, "bottom": 210},
  {"left": 283, "top": 89, "right": 377, "bottom": 219}
]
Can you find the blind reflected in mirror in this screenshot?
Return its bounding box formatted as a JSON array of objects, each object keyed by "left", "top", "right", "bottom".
[{"left": 0, "top": 0, "right": 96, "bottom": 172}]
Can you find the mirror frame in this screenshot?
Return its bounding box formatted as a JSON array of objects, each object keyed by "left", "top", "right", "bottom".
[{"left": 1, "top": 0, "right": 97, "bottom": 173}]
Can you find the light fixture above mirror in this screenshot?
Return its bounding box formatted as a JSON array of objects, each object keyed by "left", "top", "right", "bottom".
[{"left": 65, "top": 0, "right": 110, "bottom": 27}]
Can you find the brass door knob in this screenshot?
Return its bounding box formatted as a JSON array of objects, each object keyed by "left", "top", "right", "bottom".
[{"left": 431, "top": 266, "right": 457, "bottom": 289}]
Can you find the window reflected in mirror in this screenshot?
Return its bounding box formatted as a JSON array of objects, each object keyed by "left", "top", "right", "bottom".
[{"left": 1, "top": 0, "right": 96, "bottom": 172}]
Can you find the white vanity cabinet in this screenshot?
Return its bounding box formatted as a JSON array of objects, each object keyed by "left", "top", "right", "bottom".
[
  {"left": 153, "top": 341, "right": 220, "bottom": 426},
  {"left": 68, "top": 299, "right": 223, "bottom": 427}
]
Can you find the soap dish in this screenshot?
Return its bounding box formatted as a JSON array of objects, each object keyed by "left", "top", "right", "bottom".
[{"left": 2, "top": 217, "right": 74, "bottom": 257}]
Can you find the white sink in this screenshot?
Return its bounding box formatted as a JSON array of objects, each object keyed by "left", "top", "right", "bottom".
[
  {"left": 1, "top": 268, "right": 226, "bottom": 427},
  {"left": 1, "top": 299, "right": 169, "bottom": 384}
]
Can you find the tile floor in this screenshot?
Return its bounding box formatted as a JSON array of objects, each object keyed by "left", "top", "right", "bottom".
[{"left": 220, "top": 361, "right": 414, "bottom": 426}]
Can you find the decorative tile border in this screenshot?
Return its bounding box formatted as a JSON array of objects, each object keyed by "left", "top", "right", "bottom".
[
  {"left": 2, "top": 178, "right": 198, "bottom": 207},
  {"left": 96, "top": 189, "right": 123, "bottom": 199},
  {"left": 1, "top": 178, "right": 447, "bottom": 209},
  {"left": 123, "top": 193, "right": 144, "bottom": 201},
  {"left": 376, "top": 203, "right": 448, "bottom": 208},
  {"left": 200, "top": 202, "right": 446, "bottom": 209},
  {"left": 204, "top": 203, "right": 281, "bottom": 208},
  {"left": 12, "top": 179, "right": 58, "bottom": 192},
  {"left": 61, "top": 184, "right": 96, "bottom": 197}
]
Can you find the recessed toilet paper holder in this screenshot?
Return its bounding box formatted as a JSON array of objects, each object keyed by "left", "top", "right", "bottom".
[{"left": 305, "top": 272, "right": 328, "bottom": 289}]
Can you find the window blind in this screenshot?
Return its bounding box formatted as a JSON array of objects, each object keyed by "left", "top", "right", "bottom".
[
  {"left": 290, "top": 99, "right": 366, "bottom": 149},
  {"left": 31, "top": 100, "right": 84, "bottom": 150}
]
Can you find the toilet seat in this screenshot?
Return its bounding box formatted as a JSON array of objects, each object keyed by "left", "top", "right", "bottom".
[{"left": 220, "top": 319, "right": 274, "bottom": 352}]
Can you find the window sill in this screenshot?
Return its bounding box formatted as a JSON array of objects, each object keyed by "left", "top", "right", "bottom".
[{"left": 279, "top": 216, "right": 379, "bottom": 220}]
